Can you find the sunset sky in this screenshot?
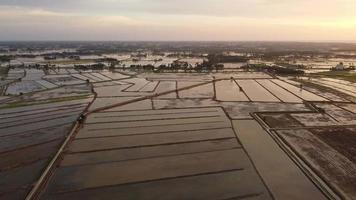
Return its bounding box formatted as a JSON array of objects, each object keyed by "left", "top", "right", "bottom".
[{"left": 1, "top": 0, "right": 356, "bottom": 41}]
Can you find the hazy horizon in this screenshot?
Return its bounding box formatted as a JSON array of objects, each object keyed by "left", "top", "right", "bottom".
[
  {"left": 1, "top": 40, "right": 356, "bottom": 44},
  {"left": 1, "top": 0, "right": 356, "bottom": 41}
]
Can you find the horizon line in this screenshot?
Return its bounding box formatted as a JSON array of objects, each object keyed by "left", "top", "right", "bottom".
[{"left": 1, "top": 40, "right": 356, "bottom": 44}]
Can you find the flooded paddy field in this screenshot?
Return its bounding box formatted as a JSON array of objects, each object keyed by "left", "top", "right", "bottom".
[
  {"left": 215, "top": 80, "right": 249, "bottom": 101},
  {"left": 153, "top": 81, "right": 177, "bottom": 99},
  {"left": 289, "top": 77, "right": 356, "bottom": 102},
  {"left": 35, "top": 80, "right": 57, "bottom": 89},
  {"left": 309, "top": 78, "right": 356, "bottom": 98},
  {"left": 256, "top": 79, "right": 302, "bottom": 103},
  {"left": 337, "top": 103, "right": 356, "bottom": 113},
  {"left": 153, "top": 99, "right": 309, "bottom": 119},
  {"left": 1, "top": 68, "right": 355, "bottom": 200},
  {"left": 39, "top": 107, "right": 272, "bottom": 200},
  {"left": 138, "top": 73, "right": 212, "bottom": 82},
  {"left": 214, "top": 78, "right": 323, "bottom": 103},
  {"left": 22, "top": 69, "right": 45, "bottom": 81},
  {"left": 315, "top": 103, "right": 356, "bottom": 125},
  {"left": 123, "top": 78, "right": 151, "bottom": 92},
  {"left": 94, "top": 84, "right": 132, "bottom": 97},
  {"left": 214, "top": 72, "right": 272, "bottom": 79},
  {"left": 0, "top": 98, "right": 92, "bottom": 200},
  {"left": 322, "top": 78, "right": 356, "bottom": 87},
  {"left": 6, "top": 81, "right": 45, "bottom": 95},
  {"left": 5, "top": 69, "right": 25, "bottom": 80},
  {"left": 302, "top": 85, "right": 348, "bottom": 102},
  {"left": 232, "top": 120, "right": 326, "bottom": 200},
  {"left": 272, "top": 79, "right": 327, "bottom": 101},
  {"left": 290, "top": 113, "right": 338, "bottom": 126},
  {"left": 276, "top": 128, "right": 356, "bottom": 200},
  {"left": 256, "top": 101, "right": 356, "bottom": 199},
  {"left": 89, "top": 97, "right": 137, "bottom": 111},
  {"left": 140, "top": 81, "right": 159, "bottom": 92},
  {"left": 258, "top": 102, "right": 356, "bottom": 128},
  {"left": 178, "top": 82, "right": 214, "bottom": 99},
  {"left": 1, "top": 84, "right": 92, "bottom": 108},
  {"left": 236, "top": 80, "right": 279, "bottom": 102}
]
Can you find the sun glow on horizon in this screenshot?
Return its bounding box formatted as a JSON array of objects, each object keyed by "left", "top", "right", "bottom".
[{"left": 0, "top": 0, "right": 355, "bottom": 41}]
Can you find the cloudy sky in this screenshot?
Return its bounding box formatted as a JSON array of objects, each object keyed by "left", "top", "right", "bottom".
[{"left": 0, "top": 0, "right": 356, "bottom": 41}]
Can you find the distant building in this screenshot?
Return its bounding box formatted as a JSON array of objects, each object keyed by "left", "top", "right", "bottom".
[{"left": 335, "top": 62, "right": 345, "bottom": 70}]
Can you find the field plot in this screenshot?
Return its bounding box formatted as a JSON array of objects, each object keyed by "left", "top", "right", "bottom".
[
  {"left": 93, "top": 81, "right": 126, "bottom": 88},
  {"left": 94, "top": 85, "right": 131, "bottom": 97},
  {"left": 71, "top": 73, "right": 92, "bottom": 81},
  {"left": 103, "top": 99, "right": 153, "bottom": 111},
  {"left": 290, "top": 113, "right": 338, "bottom": 126},
  {"left": 256, "top": 79, "right": 302, "bottom": 103},
  {"left": 154, "top": 99, "right": 218, "bottom": 110},
  {"left": 153, "top": 99, "right": 309, "bottom": 119},
  {"left": 222, "top": 102, "right": 310, "bottom": 119},
  {"left": 47, "top": 69, "right": 58, "bottom": 75},
  {"left": 272, "top": 79, "right": 327, "bottom": 101},
  {"left": 139, "top": 81, "right": 158, "bottom": 92},
  {"left": 101, "top": 71, "right": 129, "bottom": 80},
  {"left": 232, "top": 120, "right": 326, "bottom": 200},
  {"left": 215, "top": 80, "right": 249, "bottom": 101},
  {"left": 178, "top": 82, "right": 214, "bottom": 98},
  {"left": 124, "top": 78, "right": 150, "bottom": 92},
  {"left": 30, "top": 85, "right": 91, "bottom": 100},
  {"left": 259, "top": 113, "right": 303, "bottom": 128},
  {"left": 258, "top": 103, "right": 356, "bottom": 128},
  {"left": 23, "top": 69, "right": 45, "bottom": 81},
  {"left": 36, "top": 80, "right": 58, "bottom": 89},
  {"left": 214, "top": 72, "right": 272, "bottom": 79},
  {"left": 236, "top": 80, "right": 279, "bottom": 102},
  {"left": 276, "top": 128, "right": 356, "bottom": 200},
  {"left": 66, "top": 68, "right": 79, "bottom": 74},
  {"left": 90, "top": 72, "right": 111, "bottom": 81},
  {"left": 303, "top": 86, "right": 347, "bottom": 102},
  {"left": 0, "top": 99, "right": 89, "bottom": 200},
  {"left": 1, "top": 85, "right": 92, "bottom": 109},
  {"left": 93, "top": 80, "right": 157, "bottom": 99},
  {"left": 154, "top": 81, "right": 177, "bottom": 98},
  {"left": 5, "top": 81, "right": 45, "bottom": 95},
  {"left": 311, "top": 79, "right": 356, "bottom": 98},
  {"left": 80, "top": 73, "right": 103, "bottom": 82},
  {"left": 322, "top": 78, "right": 356, "bottom": 87},
  {"left": 40, "top": 107, "right": 272, "bottom": 200},
  {"left": 57, "top": 68, "right": 69, "bottom": 74},
  {"left": 0, "top": 96, "right": 9, "bottom": 102},
  {"left": 0, "top": 80, "right": 12, "bottom": 88},
  {"left": 5, "top": 73, "right": 23, "bottom": 80},
  {"left": 315, "top": 103, "right": 356, "bottom": 125},
  {"left": 6, "top": 68, "right": 24, "bottom": 80},
  {"left": 89, "top": 97, "right": 137, "bottom": 111},
  {"left": 338, "top": 103, "right": 356, "bottom": 113},
  {"left": 44, "top": 75, "right": 84, "bottom": 85},
  {"left": 141, "top": 73, "right": 212, "bottom": 81}
]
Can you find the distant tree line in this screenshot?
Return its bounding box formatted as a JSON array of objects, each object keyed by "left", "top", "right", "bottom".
[
  {"left": 201, "top": 54, "right": 249, "bottom": 63},
  {"left": 126, "top": 55, "right": 224, "bottom": 73},
  {"left": 243, "top": 64, "right": 304, "bottom": 75},
  {"left": 74, "top": 63, "right": 105, "bottom": 70},
  {"left": 0, "top": 55, "right": 13, "bottom": 63}
]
